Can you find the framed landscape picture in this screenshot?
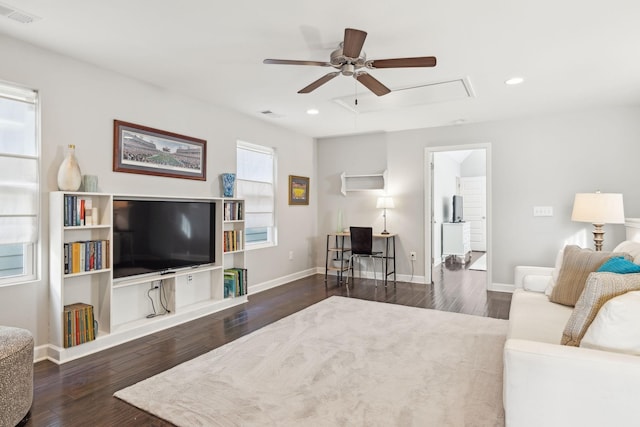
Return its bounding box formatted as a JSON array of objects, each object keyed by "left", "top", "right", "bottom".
[
  {"left": 289, "top": 175, "right": 309, "bottom": 205},
  {"left": 113, "top": 120, "right": 207, "bottom": 180}
]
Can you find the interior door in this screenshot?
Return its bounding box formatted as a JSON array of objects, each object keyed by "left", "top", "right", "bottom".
[{"left": 459, "top": 176, "right": 486, "bottom": 251}]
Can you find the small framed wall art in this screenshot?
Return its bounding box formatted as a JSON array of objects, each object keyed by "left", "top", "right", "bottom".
[
  {"left": 288, "top": 175, "right": 310, "bottom": 205},
  {"left": 113, "top": 120, "right": 206, "bottom": 180}
]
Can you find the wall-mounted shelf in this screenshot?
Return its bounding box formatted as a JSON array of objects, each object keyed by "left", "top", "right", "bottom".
[{"left": 340, "top": 169, "right": 387, "bottom": 196}]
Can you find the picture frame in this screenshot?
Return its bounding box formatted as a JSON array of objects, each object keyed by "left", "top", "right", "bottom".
[
  {"left": 113, "top": 120, "right": 206, "bottom": 181},
  {"left": 288, "top": 175, "right": 310, "bottom": 205}
]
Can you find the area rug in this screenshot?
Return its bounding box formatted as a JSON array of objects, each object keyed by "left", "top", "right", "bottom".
[
  {"left": 469, "top": 253, "right": 487, "bottom": 271},
  {"left": 115, "top": 296, "right": 508, "bottom": 426}
]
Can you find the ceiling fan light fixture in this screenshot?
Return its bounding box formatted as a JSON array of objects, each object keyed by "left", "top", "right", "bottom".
[{"left": 341, "top": 63, "right": 356, "bottom": 76}]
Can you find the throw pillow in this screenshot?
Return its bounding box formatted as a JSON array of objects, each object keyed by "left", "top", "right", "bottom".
[
  {"left": 561, "top": 272, "right": 640, "bottom": 346},
  {"left": 580, "top": 290, "right": 640, "bottom": 355},
  {"left": 597, "top": 257, "right": 640, "bottom": 274},
  {"left": 613, "top": 241, "right": 640, "bottom": 264},
  {"left": 549, "top": 245, "right": 627, "bottom": 307}
]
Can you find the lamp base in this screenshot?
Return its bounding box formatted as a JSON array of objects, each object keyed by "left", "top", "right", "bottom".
[
  {"left": 592, "top": 223, "right": 605, "bottom": 251},
  {"left": 380, "top": 231, "right": 390, "bottom": 235}
]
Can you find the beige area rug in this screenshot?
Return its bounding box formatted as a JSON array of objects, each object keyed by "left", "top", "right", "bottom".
[{"left": 115, "top": 297, "right": 508, "bottom": 426}]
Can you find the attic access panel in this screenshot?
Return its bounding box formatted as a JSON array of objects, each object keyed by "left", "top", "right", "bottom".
[{"left": 333, "top": 77, "right": 474, "bottom": 114}]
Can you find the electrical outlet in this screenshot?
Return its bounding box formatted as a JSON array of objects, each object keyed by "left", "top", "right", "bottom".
[
  {"left": 410, "top": 251, "right": 417, "bottom": 261},
  {"left": 187, "top": 275, "right": 193, "bottom": 283},
  {"left": 289, "top": 251, "right": 293, "bottom": 260}
]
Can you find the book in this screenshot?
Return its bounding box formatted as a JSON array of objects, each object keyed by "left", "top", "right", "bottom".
[{"left": 63, "top": 303, "right": 95, "bottom": 347}]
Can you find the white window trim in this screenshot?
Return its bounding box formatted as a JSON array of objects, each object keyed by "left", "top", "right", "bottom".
[
  {"left": 237, "top": 140, "right": 277, "bottom": 249},
  {"left": 0, "top": 81, "right": 40, "bottom": 287}
]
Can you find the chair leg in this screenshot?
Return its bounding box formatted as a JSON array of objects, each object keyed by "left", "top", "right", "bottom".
[{"left": 371, "top": 256, "right": 378, "bottom": 287}]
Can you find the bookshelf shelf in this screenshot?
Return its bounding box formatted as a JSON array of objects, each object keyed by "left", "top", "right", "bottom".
[{"left": 49, "top": 192, "right": 248, "bottom": 364}]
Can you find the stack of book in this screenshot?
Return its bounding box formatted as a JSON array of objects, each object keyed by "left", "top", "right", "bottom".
[
  {"left": 63, "top": 303, "right": 96, "bottom": 348},
  {"left": 223, "top": 230, "right": 243, "bottom": 252},
  {"left": 64, "top": 195, "right": 98, "bottom": 226},
  {"left": 64, "top": 240, "right": 110, "bottom": 274},
  {"left": 224, "top": 268, "right": 248, "bottom": 298},
  {"left": 224, "top": 201, "right": 243, "bottom": 221}
]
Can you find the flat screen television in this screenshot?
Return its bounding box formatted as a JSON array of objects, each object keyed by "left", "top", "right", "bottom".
[
  {"left": 112, "top": 198, "right": 216, "bottom": 279},
  {"left": 452, "top": 195, "right": 463, "bottom": 223}
]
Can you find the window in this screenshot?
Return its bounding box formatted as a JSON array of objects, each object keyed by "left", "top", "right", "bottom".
[
  {"left": 0, "top": 82, "right": 39, "bottom": 286},
  {"left": 236, "top": 141, "right": 276, "bottom": 247}
]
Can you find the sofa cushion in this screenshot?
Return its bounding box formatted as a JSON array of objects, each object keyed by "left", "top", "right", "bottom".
[
  {"left": 508, "top": 289, "right": 573, "bottom": 344},
  {"left": 550, "top": 245, "right": 626, "bottom": 307},
  {"left": 562, "top": 272, "right": 640, "bottom": 346},
  {"left": 580, "top": 290, "right": 640, "bottom": 355}
]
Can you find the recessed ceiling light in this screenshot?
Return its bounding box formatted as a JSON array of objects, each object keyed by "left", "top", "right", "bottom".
[
  {"left": 306, "top": 108, "right": 319, "bottom": 115},
  {"left": 505, "top": 77, "right": 524, "bottom": 85}
]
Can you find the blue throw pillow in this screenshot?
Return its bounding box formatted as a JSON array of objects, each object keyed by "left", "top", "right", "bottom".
[{"left": 597, "top": 257, "right": 640, "bottom": 274}]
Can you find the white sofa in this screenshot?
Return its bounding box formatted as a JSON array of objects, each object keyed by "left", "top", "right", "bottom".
[{"left": 504, "top": 251, "right": 640, "bottom": 427}]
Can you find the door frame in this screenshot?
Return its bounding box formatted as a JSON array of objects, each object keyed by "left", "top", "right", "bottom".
[{"left": 423, "top": 143, "right": 492, "bottom": 289}]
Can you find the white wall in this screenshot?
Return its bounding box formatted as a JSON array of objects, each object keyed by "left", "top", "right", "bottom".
[
  {"left": 317, "top": 107, "right": 640, "bottom": 286},
  {"left": 0, "top": 34, "right": 316, "bottom": 347}
]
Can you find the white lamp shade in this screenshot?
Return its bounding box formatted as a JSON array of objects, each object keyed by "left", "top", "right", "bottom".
[
  {"left": 376, "top": 197, "right": 395, "bottom": 209},
  {"left": 571, "top": 193, "right": 625, "bottom": 224}
]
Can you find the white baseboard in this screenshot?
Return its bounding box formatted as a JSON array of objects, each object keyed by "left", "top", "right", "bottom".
[
  {"left": 489, "top": 282, "right": 515, "bottom": 293},
  {"left": 249, "top": 268, "right": 317, "bottom": 295},
  {"left": 34, "top": 344, "right": 49, "bottom": 363}
]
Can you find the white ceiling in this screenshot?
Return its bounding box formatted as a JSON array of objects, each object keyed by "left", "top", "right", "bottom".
[{"left": 1, "top": 1, "right": 639, "bottom": 139}]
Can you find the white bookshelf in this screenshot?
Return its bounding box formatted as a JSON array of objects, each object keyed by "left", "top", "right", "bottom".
[{"left": 49, "top": 192, "right": 247, "bottom": 364}]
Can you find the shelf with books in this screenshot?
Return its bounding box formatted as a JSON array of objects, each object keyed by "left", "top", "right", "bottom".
[
  {"left": 50, "top": 192, "right": 249, "bottom": 364},
  {"left": 223, "top": 199, "right": 244, "bottom": 222},
  {"left": 50, "top": 191, "right": 113, "bottom": 359}
]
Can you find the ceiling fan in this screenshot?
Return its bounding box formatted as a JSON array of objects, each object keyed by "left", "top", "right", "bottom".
[{"left": 263, "top": 28, "right": 437, "bottom": 96}]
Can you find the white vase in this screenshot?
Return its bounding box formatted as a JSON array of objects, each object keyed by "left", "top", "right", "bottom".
[{"left": 57, "top": 144, "right": 82, "bottom": 191}]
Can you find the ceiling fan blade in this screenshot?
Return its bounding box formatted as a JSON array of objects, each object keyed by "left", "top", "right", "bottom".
[
  {"left": 263, "top": 59, "right": 331, "bottom": 67},
  {"left": 369, "top": 56, "right": 437, "bottom": 68},
  {"left": 342, "top": 28, "right": 367, "bottom": 58},
  {"left": 298, "top": 72, "right": 340, "bottom": 93},
  {"left": 355, "top": 72, "right": 391, "bottom": 96}
]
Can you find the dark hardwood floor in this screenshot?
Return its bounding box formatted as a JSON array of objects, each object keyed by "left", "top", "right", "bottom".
[{"left": 25, "top": 260, "right": 510, "bottom": 426}]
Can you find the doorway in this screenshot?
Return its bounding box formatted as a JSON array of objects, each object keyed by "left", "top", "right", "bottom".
[{"left": 424, "top": 144, "right": 491, "bottom": 288}]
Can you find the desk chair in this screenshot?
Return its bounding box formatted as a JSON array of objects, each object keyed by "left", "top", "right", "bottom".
[{"left": 347, "top": 226, "right": 384, "bottom": 287}]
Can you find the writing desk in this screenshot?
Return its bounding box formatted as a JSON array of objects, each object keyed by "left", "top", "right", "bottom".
[{"left": 324, "top": 232, "right": 396, "bottom": 287}]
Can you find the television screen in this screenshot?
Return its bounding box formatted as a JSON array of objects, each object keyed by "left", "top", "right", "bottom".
[
  {"left": 453, "top": 195, "right": 463, "bottom": 223},
  {"left": 112, "top": 198, "right": 215, "bottom": 279}
]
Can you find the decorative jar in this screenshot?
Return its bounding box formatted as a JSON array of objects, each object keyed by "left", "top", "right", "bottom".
[
  {"left": 221, "top": 173, "right": 236, "bottom": 197},
  {"left": 57, "top": 144, "right": 82, "bottom": 191}
]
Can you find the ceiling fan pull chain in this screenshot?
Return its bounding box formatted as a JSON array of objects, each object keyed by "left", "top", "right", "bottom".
[{"left": 354, "top": 78, "right": 358, "bottom": 106}]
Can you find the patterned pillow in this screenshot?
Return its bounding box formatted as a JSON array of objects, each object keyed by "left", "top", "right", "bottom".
[
  {"left": 561, "top": 272, "right": 640, "bottom": 346},
  {"left": 597, "top": 257, "right": 640, "bottom": 274},
  {"left": 549, "top": 245, "right": 628, "bottom": 307}
]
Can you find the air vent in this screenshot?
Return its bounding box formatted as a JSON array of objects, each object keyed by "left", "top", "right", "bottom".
[
  {"left": 259, "top": 110, "right": 283, "bottom": 118},
  {"left": 0, "top": 2, "right": 41, "bottom": 24}
]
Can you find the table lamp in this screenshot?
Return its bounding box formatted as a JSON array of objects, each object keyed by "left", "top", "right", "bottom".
[
  {"left": 376, "top": 196, "right": 395, "bottom": 235},
  {"left": 571, "top": 191, "right": 625, "bottom": 251}
]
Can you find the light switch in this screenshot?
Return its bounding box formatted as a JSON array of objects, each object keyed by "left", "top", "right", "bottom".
[{"left": 533, "top": 206, "right": 553, "bottom": 217}]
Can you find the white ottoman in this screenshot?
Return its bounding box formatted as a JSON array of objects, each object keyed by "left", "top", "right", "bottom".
[{"left": 0, "top": 326, "right": 33, "bottom": 427}]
